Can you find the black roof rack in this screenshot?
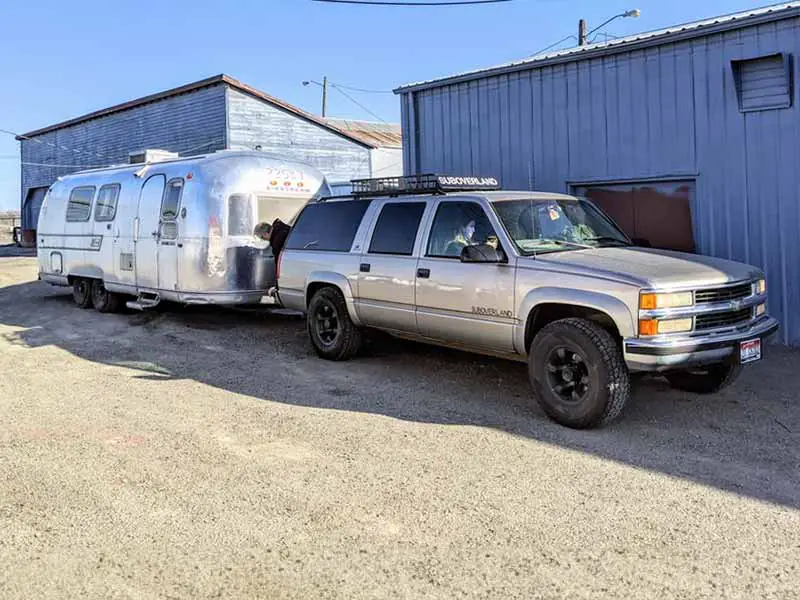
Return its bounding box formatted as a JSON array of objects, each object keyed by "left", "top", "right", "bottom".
[{"left": 350, "top": 173, "right": 500, "bottom": 198}]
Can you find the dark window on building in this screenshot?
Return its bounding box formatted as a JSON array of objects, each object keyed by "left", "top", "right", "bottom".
[
  {"left": 732, "top": 53, "right": 793, "bottom": 112},
  {"left": 161, "top": 178, "right": 183, "bottom": 220},
  {"left": 426, "top": 201, "right": 498, "bottom": 258},
  {"left": 572, "top": 180, "right": 696, "bottom": 252},
  {"left": 368, "top": 202, "right": 426, "bottom": 255},
  {"left": 228, "top": 194, "right": 254, "bottom": 236},
  {"left": 66, "top": 186, "right": 95, "bottom": 222},
  {"left": 286, "top": 200, "right": 371, "bottom": 252},
  {"left": 94, "top": 184, "right": 121, "bottom": 221}
]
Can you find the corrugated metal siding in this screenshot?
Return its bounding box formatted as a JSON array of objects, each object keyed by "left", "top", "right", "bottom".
[
  {"left": 20, "top": 84, "right": 228, "bottom": 228},
  {"left": 401, "top": 16, "right": 800, "bottom": 346},
  {"left": 226, "top": 88, "right": 371, "bottom": 183}
]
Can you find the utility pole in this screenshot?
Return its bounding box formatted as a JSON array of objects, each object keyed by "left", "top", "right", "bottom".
[
  {"left": 578, "top": 18, "right": 587, "bottom": 45},
  {"left": 322, "top": 76, "right": 328, "bottom": 118}
]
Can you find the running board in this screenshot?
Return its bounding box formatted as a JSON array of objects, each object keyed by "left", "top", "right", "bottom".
[{"left": 126, "top": 292, "right": 161, "bottom": 311}]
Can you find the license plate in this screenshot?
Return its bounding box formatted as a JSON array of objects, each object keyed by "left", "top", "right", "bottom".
[{"left": 740, "top": 338, "right": 762, "bottom": 364}]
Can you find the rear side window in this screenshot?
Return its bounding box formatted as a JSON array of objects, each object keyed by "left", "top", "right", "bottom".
[
  {"left": 286, "top": 200, "right": 371, "bottom": 252},
  {"left": 368, "top": 202, "right": 426, "bottom": 256},
  {"left": 94, "top": 184, "right": 120, "bottom": 221},
  {"left": 161, "top": 178, "right": 183, "bottom": 220},
  {"left": 66, "top": 186, "right": 95, "bottom": 222}
]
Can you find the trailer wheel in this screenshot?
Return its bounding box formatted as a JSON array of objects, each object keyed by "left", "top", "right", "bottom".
[
  {"left": 528, "top": 317, "right": 630, "bottom": 429},
  {"left": 72, "top": 278, "right": 93, "bottom": 309},
  {"left": 91, "top": 280, "right": 123, "bottom": 313},
  {"left": 307, "top": 286, "right": 362, "bottom": 360}
]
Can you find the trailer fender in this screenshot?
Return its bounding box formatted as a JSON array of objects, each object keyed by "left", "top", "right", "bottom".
[
  {"left": 514, "top": 287, "right": 637, "bottom": 354},
  {"left": 305, "top": 271, "right": 362, "bottom": 326}
]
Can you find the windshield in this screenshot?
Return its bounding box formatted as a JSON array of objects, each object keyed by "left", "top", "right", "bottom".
[{"left": 491, "top": 198, "right": 630, "bottom": 254}]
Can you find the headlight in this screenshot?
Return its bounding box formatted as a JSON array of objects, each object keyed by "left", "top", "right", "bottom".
[
  {"left": 755, "top": 279, "right": 766, "bottom": 295},
  {"left": 640, "top": 291, "right": 694, "bottom": 310},
  {"left": 639, "top": 318, "right": 693, "bottom": 336}
]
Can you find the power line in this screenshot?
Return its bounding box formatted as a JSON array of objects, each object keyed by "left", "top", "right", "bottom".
[
  {"left": 331, "top": 82, "right": 394, "bottom": 94},
  {"left": 0, "top": 127, "right": 113, "bottom": 162},
  {"left": 313, "top": 0, "right": 510, "bottom": 5},
  {"left": 530, "top": 34, "right": 578, "bottom": 57},
  {"left": 330, "top": 84, "right": 389, "bottom": 123}
]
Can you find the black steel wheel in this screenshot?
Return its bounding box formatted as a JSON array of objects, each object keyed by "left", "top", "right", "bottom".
[
  {"left": 91, "top": 280, "right": 123, "bottom": 313},
  {"left": 665, "top": 364, "right": 742, "bottom": 394},
  {"left": 307, "top": 287, "right": 362, "bottom": 361},
  {"left": 529, "top": 318, "right": 630, "bottom": 429},
  {"left": 72, "top": 278, "right": 93, "bottom": 309}
]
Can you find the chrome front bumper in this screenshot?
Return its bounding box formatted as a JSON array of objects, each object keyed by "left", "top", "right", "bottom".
[{"left": 623, "top": 316, "right": 779, "bottom": 372}]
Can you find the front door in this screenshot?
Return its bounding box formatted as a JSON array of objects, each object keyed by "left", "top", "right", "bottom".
[
  {"left": 156, "top": 178, "right": 184, "bottom": 292},
  {"left": 415, "top": 200, "right": 515, "bottom": 351},
  {"left": 356, "top": 201, "right": 427, "bottom": 332},
  {"left": 135, "top": 174, "right": 165, "bottom": 290}
]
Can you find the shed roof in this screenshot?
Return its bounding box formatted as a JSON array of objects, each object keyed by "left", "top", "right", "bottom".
[
  {"left": 17, "top": 74, "right": 386, "bottom": 149},
  {"left": 322, "top": 118, "right": 402, "bottom": 148},
  {"left": 395, "top": 1, "right": 800, "bottom": 93}
]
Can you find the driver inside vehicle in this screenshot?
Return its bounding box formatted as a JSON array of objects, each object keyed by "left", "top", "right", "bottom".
[{"left": 444, "top": 219, "right": 476, "bottom": 257}]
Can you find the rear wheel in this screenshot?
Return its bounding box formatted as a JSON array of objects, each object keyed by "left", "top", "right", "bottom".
[
  {"left": 72, "top": 278, "right": 93, "bottom": 309},
  {"left": 91, "top": 280, "right": 123, "bottom": 313},
  {"left": 665, "top": 364, "right": 742, "bottom": 394},
  {"left": 529, "top": 317, "right": 630, "bottom": 429},
  {"left": 307, "top": 287, "right": 362, "bottom": 361}
]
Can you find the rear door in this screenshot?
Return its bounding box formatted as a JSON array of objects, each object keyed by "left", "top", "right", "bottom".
[
  {"left": 135, "top": 174, "right": 165, "bottom": 290},
  {"left": 356, "top": 201, "right": 428, "bottom": 332}
]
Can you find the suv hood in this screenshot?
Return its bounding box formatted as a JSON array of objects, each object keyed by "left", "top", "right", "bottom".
[{"left": 532, "top": 247, "right": 762, "bottom": 289}]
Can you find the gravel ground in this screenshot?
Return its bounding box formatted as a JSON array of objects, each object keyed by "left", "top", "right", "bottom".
[{"left": 0, "top": 256, "right": 798, "bottom": 599}]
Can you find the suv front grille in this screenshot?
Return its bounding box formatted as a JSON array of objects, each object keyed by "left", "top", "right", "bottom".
[
  {"left": 694, "top": 282, "right": 752, "bottom": 304},
  {"left": 695, "top": 307, "right": 753, "bottom": 331}
]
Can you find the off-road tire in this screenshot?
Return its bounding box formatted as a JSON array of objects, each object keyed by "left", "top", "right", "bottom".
[
  {"left": 91, "top": 280, "right": 123, "bottom": 313},
  {"left": 72, "top": 278, "right": 93, "bottom": 309},
  {"left": 307, "top": 287, "right": 362, "bottom": 361},
  {"left": 529, "top": 317, "right": 630, "bottom": 429},
  {"left": 665, "top": 364, "right": 742, "bottom": 394}
]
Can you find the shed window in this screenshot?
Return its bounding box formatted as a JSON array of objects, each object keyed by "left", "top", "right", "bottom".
[
  {"left": 66, "top": 186, "right": 95, "bottom": 222},
  {"left": 94, "top": 184, "right": 120, "bottom": 221},
  {"left": 732, "top": 53, "right": 793, "bottom": 112},
  {"left": 161, "top": 178, "right": 183, "bottom": 220}
]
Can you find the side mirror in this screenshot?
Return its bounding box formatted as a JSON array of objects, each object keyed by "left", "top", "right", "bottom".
[
  {"left": 631, "top": 237, "right": 651, "bottom": 248},
  {"left": 460, "top": 244, "right": 506, "bottom": 263}
]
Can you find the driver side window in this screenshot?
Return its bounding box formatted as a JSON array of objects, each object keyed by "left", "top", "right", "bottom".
[{"left": 426, "top": 201, "right": 497, "bottom": 258}]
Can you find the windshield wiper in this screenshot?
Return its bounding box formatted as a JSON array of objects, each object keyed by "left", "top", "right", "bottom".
[
  {"left": 538, "top": 238, "right": 594, "bottom": 249},
  {"left": 583, "top": 236, "right": 631, "bottom": 246}
]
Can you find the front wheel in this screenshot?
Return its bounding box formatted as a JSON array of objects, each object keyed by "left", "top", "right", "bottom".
[
  {"left": 529, "top": 318, "right": 630, "bottom": 429},
  {"left": 307, "top": 287, "right": 362, "bottom": 361},
  {"left": 72, "top": 278, "right": 93, "bottom": 309},
  {"left": 665, "top": 364, "right": 742, "bottom": 394}
]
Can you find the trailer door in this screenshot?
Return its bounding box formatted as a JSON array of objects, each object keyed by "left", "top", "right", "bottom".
[
  {"left": 157, "top": 178, "right": 183, "bottom": 292},
  {"left": 135, "top": 174, "right": 165, "bottom": 290}
]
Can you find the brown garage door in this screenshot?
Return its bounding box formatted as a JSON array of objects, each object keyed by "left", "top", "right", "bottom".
[{"left": 572, "top": 180, "right": 696, "bottom": 252}]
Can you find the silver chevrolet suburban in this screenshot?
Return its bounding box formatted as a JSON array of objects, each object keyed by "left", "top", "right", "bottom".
[{"left": 276, "top": 175, "right": 778, "bottom": 429}]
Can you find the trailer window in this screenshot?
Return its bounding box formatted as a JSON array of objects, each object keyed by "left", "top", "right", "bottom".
[
  {"left": 94, "top": 184, "right": 120, "bottom": 221},
  {"left": 228, "top": 194, "right": 253, "bottom": 236},
  {"left": 66, "top": 186, "right": 95, "bottom": 222},
  {"left": 161, "top": 178, "right": 183, "bottom": 220}
]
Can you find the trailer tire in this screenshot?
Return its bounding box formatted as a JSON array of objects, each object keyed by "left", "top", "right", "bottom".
[
  {"left": 91, "top": 280, "right": 123, "bottom": 313},
  {"left": 72, "top": 278, "right": 93, "bottom": 309},
  {"left": 529, "top": 317, "right": 630, "bottom": 429},
  {"left": 665, "top": 364, "right": 742, "bottom": 394},
  {"left": 307, "top": 287, "right": 362, "bottom": 361}
]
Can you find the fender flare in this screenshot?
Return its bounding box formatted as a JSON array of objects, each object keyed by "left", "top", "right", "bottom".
[
  {"left": 515, "top": 287, "right": 637, "bottom": 353},
  {"left": 305, "top": 271, "right": 362, "bottom": 326}
]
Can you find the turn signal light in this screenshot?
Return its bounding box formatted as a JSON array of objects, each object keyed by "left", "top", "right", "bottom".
[
  {"left": 639, "top": 319, "right": 658, "bottom": 336},
  {"left": 756, "top": 303, "right": 766, "bottom": 317}
]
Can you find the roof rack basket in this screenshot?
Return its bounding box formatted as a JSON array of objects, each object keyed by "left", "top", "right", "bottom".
[{"left": 350, "top": 174, "right": 500, "bottom": 198}]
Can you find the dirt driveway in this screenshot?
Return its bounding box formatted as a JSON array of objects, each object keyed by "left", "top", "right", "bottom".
[{"left": 0, "top": 256, "right": 798, "bottom": 599}]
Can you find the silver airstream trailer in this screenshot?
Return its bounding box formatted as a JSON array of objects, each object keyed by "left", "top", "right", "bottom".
[{"left": 36, "top": 150, "right": 330, "bottom": 311}]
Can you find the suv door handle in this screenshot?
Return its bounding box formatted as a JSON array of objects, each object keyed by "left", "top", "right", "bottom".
[
  {"left": 360, "top": 263, "right": 371, "bottom": 273},
  {"left": 417, "top": 268, "right": 430, "bottom": 279}
]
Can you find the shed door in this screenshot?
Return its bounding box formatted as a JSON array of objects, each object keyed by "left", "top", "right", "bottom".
[
  {"left": 572, "top": 180, "right": 696, "bottom": 252},
  {"left": 24, "top": 187, "right": 49, "bottom": 230}
]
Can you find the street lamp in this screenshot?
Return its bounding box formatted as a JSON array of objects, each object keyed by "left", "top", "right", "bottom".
[
  {"left": 302, "top": 76, "right": 329, "bottom": 117},
  {"left": 578, "top": 9, "right": 640, "bottom": 46}
]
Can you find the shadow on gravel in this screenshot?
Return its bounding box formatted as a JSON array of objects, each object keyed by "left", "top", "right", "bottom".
[{"left": 2, "top": 278, "right": 799, "bottom": 508}]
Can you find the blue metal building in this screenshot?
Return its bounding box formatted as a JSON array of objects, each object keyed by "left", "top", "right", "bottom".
[
  {"left": 18, "top": 74, "right": 402, "bottom": 234},
  {"left": 396, "top": 2, "right": 800, "bottom": 346}
]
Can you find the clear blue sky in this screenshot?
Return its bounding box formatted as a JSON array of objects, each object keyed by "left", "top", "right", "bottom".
[{"left": 0, "top": 0, "right": 770, "bottom": 211}]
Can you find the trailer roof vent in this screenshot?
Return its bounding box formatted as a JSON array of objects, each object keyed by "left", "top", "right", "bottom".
[{"left": 128, "top": 149, "right": 180, "bottom": 164}]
